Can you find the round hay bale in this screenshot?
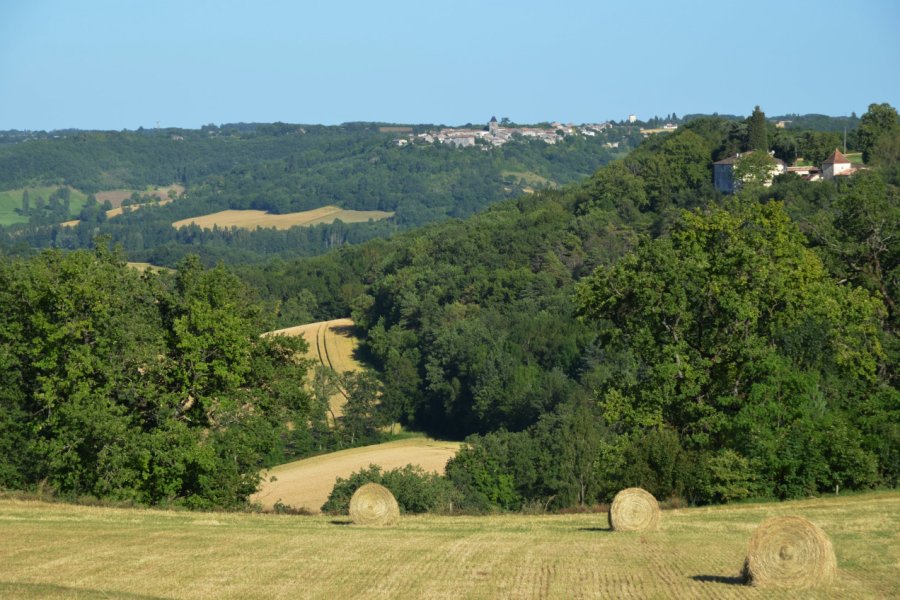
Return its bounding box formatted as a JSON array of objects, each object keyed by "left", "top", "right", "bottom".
[
  {"left": 743, "top": 516, "right": 837, "bottom": 588},
  {"left": 608, "top": 487, "right": 660, "bottom": 531},
  {"left": 348, "top": 482, "right": 400, "bottom": 526}
]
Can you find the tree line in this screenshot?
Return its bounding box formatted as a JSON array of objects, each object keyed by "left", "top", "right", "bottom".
[
  {"left": 1, "top": 105, "right": 896, "bottom": 511},
  {"left": 284, "top": 104, "right": 899, "bottom": 511},
  {"left": 0, "top": 122, "right": 625, "bottom": 264}
]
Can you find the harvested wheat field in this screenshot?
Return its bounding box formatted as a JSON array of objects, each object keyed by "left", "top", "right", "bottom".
[
  {"left": 171, "top": 206, "right": 394, "bottom": 230},
  {"left": 264, "top": 318, "right": 365, "bottom": 418},
  {"left": 0, "top": 491, "right": 896, "bottom": 599},
  {"left": 251, "top": 436, "right": 461, "bottom": 512}
]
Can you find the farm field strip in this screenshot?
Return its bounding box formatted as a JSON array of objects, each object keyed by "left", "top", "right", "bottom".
[
  {"left": 94, "top": 184, "right": 185, "bottom": 208},
  {"left": 323, "top": 321, "right": 360, "bottom": 375},
  {"left": 171, "top": 206, "right": 394, "bottom": 231},
  {"left": 0, "top": 491, "right": 896, "bottom": 599},
  {"left": 263, "top": 318, "right": 365, "bottom": 418},
  {"left": 60, "top": 185, "right": 183, "bottom": 227},
  {"left": 251, "top": 436, "right": 462, "bottom": 512}
]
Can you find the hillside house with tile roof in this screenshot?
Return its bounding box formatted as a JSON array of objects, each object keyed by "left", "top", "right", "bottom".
[{"left": 821, "top": 148, "right": 854, "bottom": 180}]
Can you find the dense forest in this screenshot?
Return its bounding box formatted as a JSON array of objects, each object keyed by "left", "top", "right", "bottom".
[
  {"left": 0, "top": 121, "right": 626, "bottom": 264},
  {"left": 247, "top": 105, "right": 900, "bottom": 510},
  {"left": 0, "top": 105, "right": 897, "bottom": 511}
]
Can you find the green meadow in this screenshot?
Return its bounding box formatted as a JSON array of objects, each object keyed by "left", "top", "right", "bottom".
[{"left": 0, "top": 186, "right": 88, "bottom": 225}]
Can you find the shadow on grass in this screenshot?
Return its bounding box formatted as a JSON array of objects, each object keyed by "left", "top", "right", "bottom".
[
  {"left": 0, "top": 581, "right": 171, "bottom": 599},
  {"left": 329, "top": 519, "right": 352, "bottom": 526},
  {"left": 690, "top": 574, "right": 745, "bottom": 586},
  {"left": 576, "top": 527, "right": 612, "bottom": 532}
]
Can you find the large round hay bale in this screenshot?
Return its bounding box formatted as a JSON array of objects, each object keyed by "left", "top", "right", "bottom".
[
  {"left": 348, "top": 482, "right": 400, "bottom": 526},
  {"left": 742, "top": 516, "right": 837, "bottom": 588},
  {"left": 608, "top": 487, "right": 660, "bottom": 531}
]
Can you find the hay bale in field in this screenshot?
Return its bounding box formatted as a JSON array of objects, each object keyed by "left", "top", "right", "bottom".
[
  {"left": 742, "top": 516, "right": 836, "bottom": 589},
  {"left": 348, "top": 482, "right": 400, "bottom": 526},
  {"left": 608, "top": 487, "right": 660, "bottom": 531}
]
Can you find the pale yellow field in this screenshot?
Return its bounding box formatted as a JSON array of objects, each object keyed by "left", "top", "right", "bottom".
[
  {"left": 264, "top": 318, "right": 365, "bottom": 418},
  {"left": 126, "top": 262, "right": 174, "bottom": 273},
  {"left": 0, "top": 491, "right": 896, "bottom": 599},
  {"left": 171, "top": 206, "right": 394, "bottom": 230},
  {"left": 251, "top": 437, "right": 462, "bottom": 512},
  {"left": 104, "top": 197, "right": 173, "bottom": 218}
]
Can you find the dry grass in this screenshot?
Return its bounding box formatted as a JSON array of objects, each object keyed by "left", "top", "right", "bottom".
[
  {"left": 0, "top": 491, "right": 896, "bottom": 599},
  {"left": 250, "top": 436, "right": 462, "bottom": 512},
  {"left": 265, "top": 318, "right": 365, "bottom": 419},
  {"left": 171, "top": 206, "right": 394, "bottom": 231}
]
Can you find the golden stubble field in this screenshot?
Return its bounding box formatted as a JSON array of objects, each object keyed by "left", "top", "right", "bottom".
[
  {"left": 251, "top": 437, "right": 462, "bottom": 512},
  {"left": 264, "top": 318, "right": 364, "bottom": 419},
  {"left": 171, "top": 206, "right": 394, "bottom": 230},
  {"left": 0, "top": 491, "right": 896, "bottom": 599}
]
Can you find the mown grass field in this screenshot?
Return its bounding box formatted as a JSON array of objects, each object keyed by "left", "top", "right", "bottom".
[
  {"left": 251, "top": 436, "right": 462, "bottom": 512},
  {"left": 171, "top": 206, "right": 394, "bottom": 231},
  {"left": 264, "top": 318, "right": 366, "bottom": 418},
  {"left": 0, "top": 491, "right": 896, "bottom": 599},
  {"left": 0, "top": 186, "right": 88, "bottom": 225}
]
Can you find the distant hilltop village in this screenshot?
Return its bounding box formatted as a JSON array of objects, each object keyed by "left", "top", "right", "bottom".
[{"left": 396, "top": 117, "right": 613, "bottom": 148}]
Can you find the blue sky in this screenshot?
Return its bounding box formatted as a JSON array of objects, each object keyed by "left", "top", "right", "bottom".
[{"left": 1, "top": 0, "right": 898, "bottom": 130}]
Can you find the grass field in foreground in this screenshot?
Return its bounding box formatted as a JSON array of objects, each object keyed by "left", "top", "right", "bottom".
[
  {"left": 251, "top": 436, "right": 462, "bottom": 512},
  {"left": 171, "top": 206, "right": 394, "bottom": 230},
  {"left": 0, "top": 491, "right": 896, "bottom": 599}
]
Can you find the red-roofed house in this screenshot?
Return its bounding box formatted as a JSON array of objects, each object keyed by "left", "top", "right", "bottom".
[{"left": 822, "top": 149, "right": 853, "bottom": 180}]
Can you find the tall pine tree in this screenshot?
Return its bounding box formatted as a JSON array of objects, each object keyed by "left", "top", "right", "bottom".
[{"left": 748, "top": 105, "right": 768, "bottom": 152}]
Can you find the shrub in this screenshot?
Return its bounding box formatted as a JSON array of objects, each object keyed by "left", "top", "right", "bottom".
[
  {"left": 616, "top": 427, "right": 695, "bottom": 502},
  {"left": 322, "top": 464, "right": 460, "bottom": 514}
]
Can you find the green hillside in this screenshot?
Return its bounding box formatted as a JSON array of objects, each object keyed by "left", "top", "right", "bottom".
[
  {"left": 0, "top": 122, "right": 627, "bottom": 264},
  {"left": 0, "top": 186, "right": 87, "bottom": 225},
  {"left": 0, "top": 106, "right": 896, "bottom": 514}
]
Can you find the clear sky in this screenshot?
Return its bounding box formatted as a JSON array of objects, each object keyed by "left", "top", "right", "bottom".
[{"left": 1, "top": 0, "right": 898, "bottom": 130}]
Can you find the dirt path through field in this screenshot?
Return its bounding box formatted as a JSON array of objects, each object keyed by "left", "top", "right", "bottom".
[{"left": 251, "top": 437, "right": 462, "bottom": 512}]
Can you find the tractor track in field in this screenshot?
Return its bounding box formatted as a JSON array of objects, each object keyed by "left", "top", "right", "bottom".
[{"left": 318, "top": 321, "right": 349, "bottom": 401}]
